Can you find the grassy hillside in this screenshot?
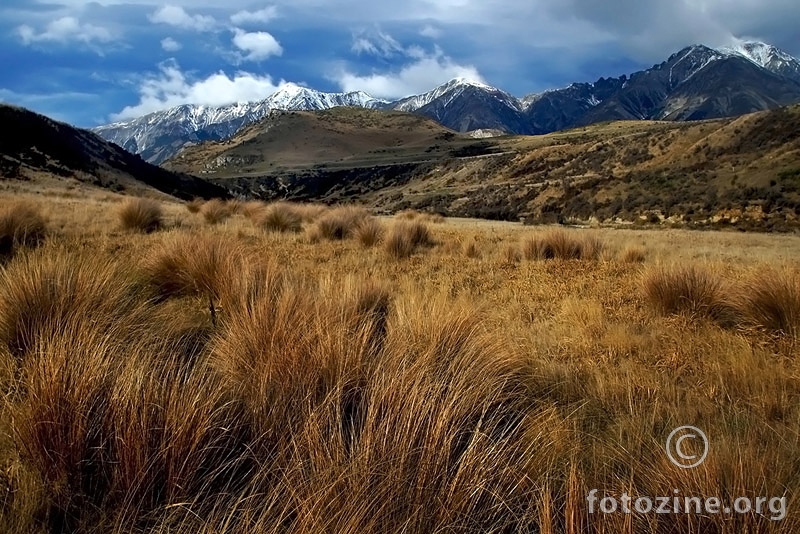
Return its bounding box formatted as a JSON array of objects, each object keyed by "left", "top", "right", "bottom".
[
  {"left": 0, "top": 104, "right": 228, "bottom": 201},
  {"left": 1, "top": 192, "right": 799, "bottom": 532},
  {"left": 166, "top": 107, "right": 501, "bottom": 175},
  {"left": 173, "top": 105, "right": 800, "bottom": 231}
]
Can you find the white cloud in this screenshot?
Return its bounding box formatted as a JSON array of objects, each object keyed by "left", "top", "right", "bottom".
[
  {"left": 351, "top": 30, "right": 404, "bottom": 57},
  {"left": 148, "top": 5, "right": 215, "bottom": 32},
  {"left": 17, "top": 16, "right": 113, "bottom": 45},
  {"left": 419, "top": 25, "right": 442, "bottom": 39},
  {"left": 351, "top": 30, "right": 431, "bottom": 60},
  {"left": 230, "top": 6, "right": 278, "bottom": 25},
  {"left": 111, "top": 60, "right": 283, "bottom": 120},
  {"left": 231, "top": 28, "right": 283, "bottom": 61},
  {"left": 160, "top": 37, "right": 182, "bottom": 51},
  {"left": 334, "top": 49, "right": 484, "bottom": 99}
]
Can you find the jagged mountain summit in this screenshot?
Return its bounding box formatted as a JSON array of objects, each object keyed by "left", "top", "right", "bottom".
[
  {"left": 94, "top": 85, "right": 387, "bottom": 164},
  {"left": 93, "top": 40, "right": 800, "bottom": 164},
  {"left": 719, "top": 41, "right": 800, "bottom": 82}
]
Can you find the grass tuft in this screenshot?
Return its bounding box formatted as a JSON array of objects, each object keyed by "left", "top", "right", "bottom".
[
  {"left": 0, "top": 203, "right": 47, "bottom": 260},
  {"left": 257, "top": 203, "right": 303, "bottom": 233},
  {"left": 202, "top": 199, "right": 234, "bottom": 225},
  {"left": 354, "top": 217, "right": 384, "bottom": 248},
  {"left": 522, "top": 229, "right": 603, "bottom": 260},
  {"left": 384, "top": 220, "right": 433, "bottom": 259},
  {"left": 311, "top": 206, "right": 370, "bottom": 241},
  {"left": 118, "top": 198, "right": 162, "bottom": 233},
  {"left": 620, "top": 245, "right": 647, "bottom": 263},
  {"left": 642, "top": 263, "right": 732, "bottom": 321},
  {"left": 186, "top": 198, "right": 204, "bottom": 214},
  {"left": 734, "top": 268, "right": 800, "bottom": 340},
  {"left": 141, "top": 232, "right": 243, "bottom": 303}
]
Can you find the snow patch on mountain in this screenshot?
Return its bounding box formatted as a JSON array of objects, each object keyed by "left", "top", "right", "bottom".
[
  {"left": 392, "top": 78, "right": 520, "bottom": 113},
  {"left": 717, "top": 41, "right": 800, "bottom": 80}
]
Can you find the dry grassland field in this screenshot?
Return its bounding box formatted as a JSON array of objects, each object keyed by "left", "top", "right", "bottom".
[{"left": 1, "top": 181, "right": 800, "bottom": 533}]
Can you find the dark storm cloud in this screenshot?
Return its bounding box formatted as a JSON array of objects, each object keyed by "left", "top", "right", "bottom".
[{"left": 552, "top": 0, "right": 800, "bottom": 58}]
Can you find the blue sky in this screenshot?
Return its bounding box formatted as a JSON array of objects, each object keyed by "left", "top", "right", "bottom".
[{"left": 2, "top": 0, "right": 799, "bottom": 128}]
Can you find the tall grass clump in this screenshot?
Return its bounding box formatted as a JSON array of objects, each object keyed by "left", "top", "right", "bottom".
[
  {"left": 0, "top": 246, "right": 142, "bottom": 359},
  {"left": 384, "top": 220, "right": 433, "bottom": 259},
  {"left": 642, "top": 263, "right": 732, "bottom": 321},
  {"left": 620, "top": 244, "right": 647, "bottom": 263},
  {"left": 186, "top": 198, "right": 204, "bottom": 214},
  {"left": 522, "top": 229, "right": 603, "bottom": 260},
  {"left": 0, "top": 203, "right": 47, "bottom": 260},
  {"left": 141, "top": 232, "right": 243, "bottom": 304},
  {"left": 308, "top": 206, "right": 370, "bottom": 241},
  {"left": 293, "top": 203, "right": 329, "bottom": 223},
  {"left": 734, "top": 268, "right": 800, "bottom": 340},
  {"left": 118, "top": 197, "right": 162, "bottom": 233},
  {"left": 202, "top": 199, "right": 234, "bottom": 225},
  {"left": 257, "top": 202, "right": 302, "bottom": 233},
  {"left": 354, "top": 217, "right": 384, "bottom": 247},
  {"left": 241, "top": 200, "right": 266, "bottom": 221}
]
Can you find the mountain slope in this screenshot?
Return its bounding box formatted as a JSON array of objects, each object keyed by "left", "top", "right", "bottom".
[
  {"left": 0, "top": 104, "right": 228, "bottom": 200},
  {"left": 165, "top": 107, "right": 498, "bottom": 176},
  {"left": 720, "top": 41, "right": 800, "bottom": 82},
  {"left": 403, "top": 79, "right": 527, "bottom": 133},
  {"left": 523, "top": 44, "right": 800, "bottom": 130},
  {"left": 94, "top": 85, "right": 386, "bottom": 164}
]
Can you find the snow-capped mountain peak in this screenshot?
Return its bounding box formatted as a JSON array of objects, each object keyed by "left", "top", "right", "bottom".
[
  {"left": 717, "top": 40, "right": 800, "bottom": 81},
  {"left": 392, "top": 77, "right": 518, "bottom": 113}
]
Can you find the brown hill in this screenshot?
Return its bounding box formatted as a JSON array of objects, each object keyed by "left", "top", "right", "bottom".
[
  {"left": 165, "top": 107, "right": 504, "bottom": 176},
  {"left": 174, "top": 104, "right": 800, "bottom": 231},
  {"left": 0, "top": 104, "right": 228, "bottom": 200}
]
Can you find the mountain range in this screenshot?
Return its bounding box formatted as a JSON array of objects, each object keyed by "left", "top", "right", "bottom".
[{"left": 93, "top": 41, "right": 800, "bottom": 165}]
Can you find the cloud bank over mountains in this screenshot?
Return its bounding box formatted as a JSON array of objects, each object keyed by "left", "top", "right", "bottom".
[{"left": 1, "top": 0, "right": 798, "bottom": 125}]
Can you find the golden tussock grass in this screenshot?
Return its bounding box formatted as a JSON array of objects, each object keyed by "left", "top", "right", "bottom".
[
  {"left": 118, "top": 197, "right": 163, "bottom": 233},
  {"left": 140, "top": 231, "right": 244, "bottom": 304},
  {"left": 463, "top": 240, "right": 481, "bottom": 258},
  {"left": 353, "top": 216, "right": 384, "bottom": 247},
  {"left": 201, "top": 199, "right": 234, "bottom": 225},
  {"left": 734, "top": 267, "right": 800, "bottom": 341},
  {"left": 522, "top": 228, "right": 604, "bottom": 261},
  {"left": 256, "top": 202, "right": 303, "bottom": 233},
  {"left": 384, "top": 219, "right": 433, "bottom": 259},
  {"left": 642, "top": 263, "right": 733, "bottom": 321},
  {"left": 1, "top": 193, "right": 800, "bottom": 533},
  {"left": 307, "top": 206, "right": 370, "bottom": 241},
  {"left": 0, "top": 203, "right": 47, "bottom": 260},
  {"left": 620, "top": 244, "right": 647, "bottom": 263},
  {"left": 185, "top": 198, "right": 204, "bottom": 214}
]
